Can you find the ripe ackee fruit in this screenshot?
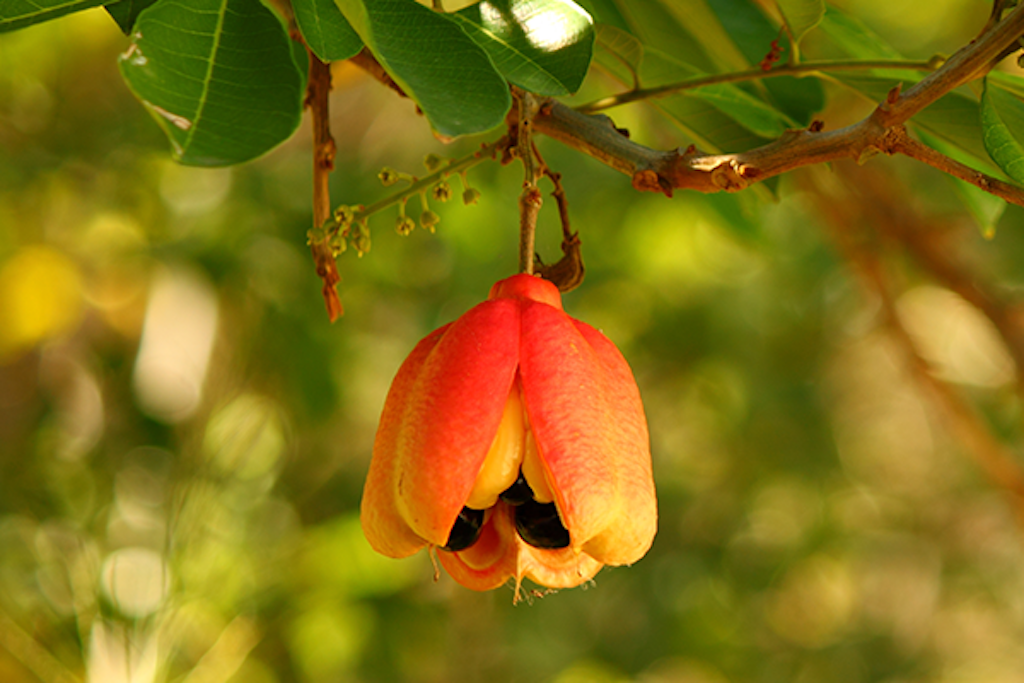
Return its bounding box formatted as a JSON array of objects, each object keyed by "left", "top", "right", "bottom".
[{"left": 361, "top": 274, "right": 657, "bottom": 593}]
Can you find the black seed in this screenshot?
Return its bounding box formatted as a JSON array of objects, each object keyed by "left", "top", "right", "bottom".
[
  {"left": 444, "top": 507, "right": 485, "bottom": 551},
  {"left": 514, "top": 499, "right": 570, "bottom": 549},
  {"left": 499, "top": 471, "right": 534, "bottom": 506}
]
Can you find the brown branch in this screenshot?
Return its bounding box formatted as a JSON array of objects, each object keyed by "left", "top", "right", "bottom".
[
  {"left": 519, "top": 187, "right": 542, "bottom": 275},
  {"left": 305, "top": 50, "right": 343, "bottom": 322},
  {"left": 526, "top": 5, "right": 1024, "bottom": 202},
  {"left": 535, "top": 166, "right": 585, "bottom": 293},
  {"left": 516, "top": 88, "right": 541, "bottom": 275},
  {"left": 890, "top": 131, "right": 1024, "bottom": 205},
  {"left": 578, "top": 58, "right": 938, "bottom": 114}
]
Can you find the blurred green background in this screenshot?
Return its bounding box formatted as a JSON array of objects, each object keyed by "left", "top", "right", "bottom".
[{"left": 4, "top": 3, "right": 1024, "bottom": 682}]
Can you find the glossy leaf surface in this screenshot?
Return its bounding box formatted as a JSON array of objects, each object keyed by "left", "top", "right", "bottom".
[
  {"left": 0, "top": 0, "right": 106, "bottom": 32},
  {"left": 293, "top": 0, "right": 363, "bottom": 62},
  {"left": 452, "top": 0, "right": 595, "bottom": 96},
  {"left": 335, "top": 0, "right": 511, "bottom": 138},
  {"left": 709, "top": 0, "right": 825, "bottom": 125},
  {"left": 118, "top": 0, "right": 305, "bottom": 166}
]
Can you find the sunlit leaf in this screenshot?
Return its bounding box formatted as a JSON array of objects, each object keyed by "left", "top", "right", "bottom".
[
  {"left": 118, "top": 0, "right": 305, "bottom": 166},
  {"left": 293, "top": 0, "right": 363, "bottom": 62},
  {"left": 981, "top": 77, "right": 1024, "bottom": 185},
  {"left": 334, "top": 0, "right": 510, "bottom": 138},
  {"left": 0, "top": 0, "right": 106, "bottom": 32},
  {"left": 451, "top": 0, "right": 595, "bottom": 96},
  {"left": 775, "top": 0, "right": 824, "bottom": 48}
]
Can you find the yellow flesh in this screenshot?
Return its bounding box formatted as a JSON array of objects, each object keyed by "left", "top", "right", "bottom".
[
  {"left": 522, "top": 426, "right": 554, "bottom": 503},
  {"left": 464, "top": 385, "right": 554, "bottom": 509}
]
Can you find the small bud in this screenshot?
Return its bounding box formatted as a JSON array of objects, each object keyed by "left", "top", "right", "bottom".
[
  {"left": 351, "top": 221, "right": 371, "bottom": 255},
  {"left": 420, "top": 210, "right": 440, "bottom": 232},
  {"left": 396, "top": 215, "right": 416, "bottom": 236},
  {"left": 334, "top": 205, "right": 356, "bottom": 226},
  {"left": 462, "top": 188, "right": 481, "bottom": 205},
  {"left": 432, "top": 181, "right": 452, "bottom": 203},
  {"left": 378, "top": 167, "right": 400, "bottom": 186},
  {"left": 424, "top": 153, "right": 444, "bottom": 171},
  {"left": 330, "top": 233, "right": 348, "bottom": 257}
]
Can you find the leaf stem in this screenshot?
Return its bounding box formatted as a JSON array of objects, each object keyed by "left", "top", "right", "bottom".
[
  {"left": 305, "top": 49, "right": 343, "bottom": 322},
  {"left": 346, "top": 141, "right": 501, "bottom": 223},
  {"left": 577, "top": 58, "right": 939, "bottom": 114},
  {"left": 516, "top": 89, "right": 541, "bottom": 275},
  {"left": 891, "top": 128, "right": 1024, "bottom": 206},
  {"left": 525, "top": 5, "right": 1024, "bottom": 203}
]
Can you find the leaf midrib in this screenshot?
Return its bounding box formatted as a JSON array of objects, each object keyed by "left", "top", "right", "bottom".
[
  {"left": 0, "top": 0, "right": 103, "bottom": 29},
  {"left": 182, "top": 0, "right": 230, "bottom": 154}
]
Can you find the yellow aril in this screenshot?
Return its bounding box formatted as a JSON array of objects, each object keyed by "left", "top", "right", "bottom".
[
  {"left": 465, "top": 387, "right": 526, "bottom": 509},
  {"left": 521, "top": 425, "right": 554, "bottom": 503}
]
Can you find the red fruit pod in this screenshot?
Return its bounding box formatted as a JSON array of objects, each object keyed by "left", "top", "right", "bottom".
[{"left": 360, "top": 274, "right": 657, "bottom": 592}]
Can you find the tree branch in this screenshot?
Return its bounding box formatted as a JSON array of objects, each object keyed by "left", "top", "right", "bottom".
[
  {"left": 890, "top": 131, "right": 1024, "bottom": 205},
  {"left": 515, "top": 88, "right": 541, "bottom": 275},
  {"left": 577, "top": 58, "right": 939, "bottom": 114},
  {"left": 528, "top": 5, "right": 1024, "bottom": 201},
  {"left": 305, "top": 50, "right": 344, "bottom": 322}
]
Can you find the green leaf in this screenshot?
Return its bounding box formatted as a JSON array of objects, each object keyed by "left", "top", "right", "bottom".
[
  {"left": 0, "top": 0, "right": 106, "bottom": 33},
  {"left": 604, "top": 0, "right": 718, "bottom": 74},
  {"left": 573, "top": 0, "right": 630, "bottom": 32},
  {"left": 594, "top": 23, "right": 643, "bottom": 84},
  {"left": 830, "top": 73, "right": 988, "bottom": 161},
  {"left": 917, "top": 129, "right": 1006, "bottom": 237},
  {"left": 641, "top": 47, "right": 797, "bottom": 139},
  {"left": 593, "top": 24, "right": 789, "bottom": 149},
  {"left": 775, "top": 0, "right": 823, "bottom": 48},
  {"left": 988, "top": 70, "right": 1024, "bottom": 99},
  {"left": 708, "top": 0, "right": 824, "bottom": 126},
  {"left": 981, "top": 77, "right": 1024, "bottom": 185},
  {"left": 451, "top": 0, "right": 595, "bottom": 96},
  {"left": 654, "top": 0, "right": 749, "bottom": 73},
  {"left": 818, "top": 5, "right": 903, "bottom": 61},
  {"left": 105, "top": 0, "right": 158, "bottom": 34},
  {"left": 119, "top": 0, "right": 305, "bottom": 166},
  {"left": 334, "top": 0, "right": 510, "bottom": 138},
  {"left": 293, "top": 0, "right": 363, "bottom": 62},
  {"left": 691, "top": 82, "right": 795, "bottom": 139}
]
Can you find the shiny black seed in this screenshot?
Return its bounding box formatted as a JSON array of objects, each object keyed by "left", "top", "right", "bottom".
[
  {"left": 514, "top": 499, "right": 570, "bottom": 549},
  {"left": 499, "top": 471, "right": 534, "bottom": 506},
  {"left": 444, "top": 507, "right": 485, "bottom": 551}
]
